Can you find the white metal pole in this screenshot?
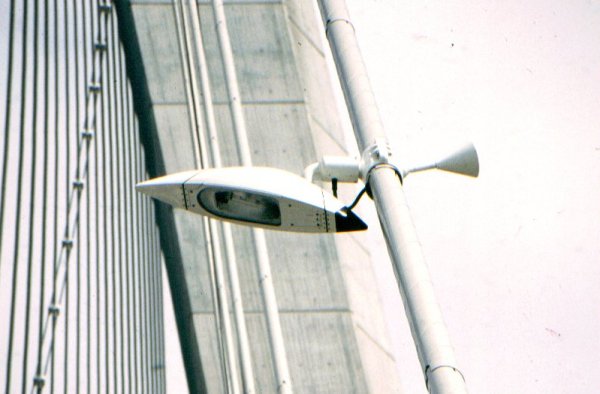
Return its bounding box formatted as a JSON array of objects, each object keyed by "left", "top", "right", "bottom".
[
  {"left": 211, "top": 1, "right": 293, "bottom": 393},
  {"left": 187, "top": 1, "right": 257, "bottom": 391},
  {"left": 317, "top": 1, "right": 467, "bottom": 393}
]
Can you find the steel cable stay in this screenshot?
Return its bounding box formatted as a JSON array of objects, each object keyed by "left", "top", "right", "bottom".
[
  {"left": 62, "top": 0, "right": 73, "bottom": 389},
  {"left": 79, "top": 1, "right": 90, "bottom": 389},
  {"left": 118, "top": 1, "right": 166, "bottom": 387},
  {"left": 49, "top": 1, "right": 61, "bottom": 387},
  {"left": 139, "top": 135, "right": 151, "bottom": 392},
  {"left": 133, "top": 109, "right": 143, "bottom": 393},
  {"left": 112, "top": 18, "right": 126, "bottom": 389},
  {"left": 141, "top": 160, "right": 153, "bottom": 393},
  {"left": 119, "top": 46, "right": 130, "bottom": 391},
  {"left": 139, "top": 6, "right": 164, "bottom": 378},
  {"left": 142, "top": 181, "right": 157, "bottom": 392},
  {"left": 5, "top": 0, "right": 33, "bottom": 390},
  {"left": 119, "top": 26, "right": 131, "bottom": 392},
  {"left": 106, "top": 11, "right": 121, "bottom": 394},
  {"left": 154, "top": 223, "right": 167, "bottom": 393},
  {"left": 32, "top": 4, "right": 112, "bottom": 390},
  {"left": 99, "top": 6, "right": 112, "bottom": 390},
  {"left": 111, "top": 10, "right": 147, "bottom": 390},
  {"left": 139, "top": 174, "right": 148, "bottom": 392},
  {"left": 0, "top": 1, "right": 162, "bottom": 392},
  {"left": 129, "top": 77, "right": 142, "bottom": 393},
  {"left": 130, "top": 86, "right": 141, "bottom": 394},
  {"left": 91, "top": 0, "right": 103, "bottom": 390},
  {"left": 71, "top": 0, "right": 84, "bottom": 391},
  {"left": 116, "top": 16, "right": 135, "bottom": 392},
  {"left": 21, "top": 0, "right": 42, "bottom": 392},
  {"left": 150, "top": 204, "right": 165, "bottom": 392},
  {"left": 134, "top": 116, "right": 149, "bottom": 393},
  {"left": 23, "top": 2, "right": 141, "bottom": 390},
  {"left": 133, "top": 102, "right": 146, "bottom": 392},
  {"left": 35, "top": 0, "right": 52, "bottom": 390},
  {"left": 0, "top": 0, "right": 18, "bottom": 262},
  {"left": 133, "top": 111, "right": 143, "bottom": 392}
]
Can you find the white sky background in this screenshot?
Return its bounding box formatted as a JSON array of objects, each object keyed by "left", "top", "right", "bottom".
[{"left": 345, "top": 0, "right": 600, "bottom": 393}]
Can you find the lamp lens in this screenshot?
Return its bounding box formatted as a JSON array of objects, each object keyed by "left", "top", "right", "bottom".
[{"left": 197, "top": 188, "right": 281, "bottom": 226}]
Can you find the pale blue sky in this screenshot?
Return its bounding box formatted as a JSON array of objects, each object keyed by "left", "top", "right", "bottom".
[{"left": 347, "top": 0, "right": 600, "bottom": 392}]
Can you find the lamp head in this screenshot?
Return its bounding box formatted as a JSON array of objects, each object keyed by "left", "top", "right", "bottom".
[{"left": 136, "top": 167, "right": 367, "bottom": 233}]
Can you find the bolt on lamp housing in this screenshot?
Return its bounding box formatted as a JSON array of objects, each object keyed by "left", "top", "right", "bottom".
[{"left": 136, "top": 167, "right": 367, "bottom": 233}]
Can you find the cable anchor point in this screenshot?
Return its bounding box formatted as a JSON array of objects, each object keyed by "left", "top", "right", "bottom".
[
  {"left": 98, "top": 2, "right": 113, "bottom": 13},
  {"left": 33, "top": 375, "right": 45, "bottom": 389},
  {"left": 48, "top": 304, "right": 61, "bottom": 317}
]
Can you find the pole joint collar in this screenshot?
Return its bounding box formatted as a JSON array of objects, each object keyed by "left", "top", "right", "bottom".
[
  {"left": 325, "top": 17, "right": 355, "bottom": 36},
  {"left": 360, "top": 138, "right": 402, "bottom": 184},
  {"left": 425, "top": 364, "right": 466, "bottom": 390}
]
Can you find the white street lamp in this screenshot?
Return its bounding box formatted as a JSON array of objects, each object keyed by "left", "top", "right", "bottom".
[{"left": 136, "top": 166, "right": 368, "bottom": 233}]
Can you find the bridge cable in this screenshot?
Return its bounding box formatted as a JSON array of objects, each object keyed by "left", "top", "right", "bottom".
[
  {"left": 0, "top": 2, "right": 164, "bottom": 392},
  {"left": 5, "top": 0, "right": 31, "bottom": 391},
  {"left": 0, "top": 0, "right": 17, "bottom": 261}
]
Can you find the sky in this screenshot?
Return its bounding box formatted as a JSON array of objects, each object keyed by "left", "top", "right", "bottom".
[{"left": 345, "top": 0, "right": 600, "bottom": 392}]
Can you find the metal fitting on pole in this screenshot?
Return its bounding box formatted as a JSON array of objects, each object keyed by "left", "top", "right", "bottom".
[{"left": 358, "top": 138, "right": 403, "bottom": 184}]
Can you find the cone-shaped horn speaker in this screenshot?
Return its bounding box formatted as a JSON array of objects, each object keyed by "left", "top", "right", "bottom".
[{"left": 435, "top": 143, "right": 479, "bottom": 177}]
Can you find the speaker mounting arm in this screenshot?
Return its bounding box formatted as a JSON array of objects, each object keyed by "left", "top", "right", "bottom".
[{"left": 304, "top": 141, "right": 480, "bottom": 185}]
